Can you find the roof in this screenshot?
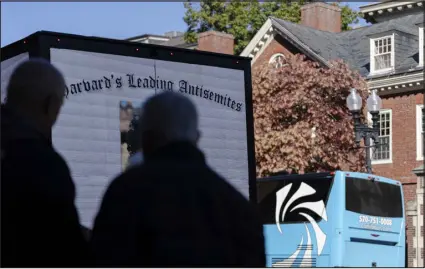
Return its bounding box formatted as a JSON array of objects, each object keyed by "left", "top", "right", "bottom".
[
  {"left": 126, "top": 33, "right": 197, "bottom": 49},
  {"left": 124, "top": 33, "right": 170, "bottom": 41},
  {"left": 246, "top": 13, "right": 423, "bottom": 78},
  {"left": 161, "top": 35, "right": 197, "bottom": 49},
  {"left": 274, "top": 13, "right": 422, "bottom": 76},
  {"left": 359, "top": 0, "right": 422, "bottom": 12},
  {"left": 359, "top": 1, "right": 423, "bottom": 23}
]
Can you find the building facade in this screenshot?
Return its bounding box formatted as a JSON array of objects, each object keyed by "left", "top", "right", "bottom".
[{"left": 241, "top": 1, "right": 424, "bottom": 267}]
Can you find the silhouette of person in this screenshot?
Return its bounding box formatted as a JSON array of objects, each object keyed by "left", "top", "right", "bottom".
[
  {"left": 91, "top": 91, "right": 265, "bottom": 267},
  {"left": 1, "top": 59, "right": 91, "bottom": 267}
]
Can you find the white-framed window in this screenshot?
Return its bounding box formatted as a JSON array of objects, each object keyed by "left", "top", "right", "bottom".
[
  {"left": 417, "top": 105, "right": 424, "bottom": 160},
  {"left": 419, "top": 26, "right": 424, "bottom": 67},
  {"left": 370, "top": 34, "right": 395, "bottom": 74},
  {"left": 269, "top": 53, "right": 287, "bottom": 69},
  {"left": 369, "top": 109, "right": 392, "bottom": 164}
]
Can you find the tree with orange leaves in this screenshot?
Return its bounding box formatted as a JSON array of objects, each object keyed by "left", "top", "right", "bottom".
[{"left": 253, "top": 54, "right": 368, "bottom": 177}]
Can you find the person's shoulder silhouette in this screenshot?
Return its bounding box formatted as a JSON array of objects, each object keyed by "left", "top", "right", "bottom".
[
  {"left": 1, "top": 59, "right": 91, "bottom": 267},
  {"left": 91, "top": 92, "right": 265, "bottom": 267}
]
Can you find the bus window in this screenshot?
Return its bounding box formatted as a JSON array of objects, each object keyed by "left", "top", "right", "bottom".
[
  {"left": 345, "top": 177, "right": 403, "bottom": 218},
  {"left": 258, "top": 176, "right": 333, "bottom": 224}
]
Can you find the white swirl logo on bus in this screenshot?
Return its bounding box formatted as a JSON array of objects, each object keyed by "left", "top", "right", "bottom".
[{"left": 274, "top": 182, "right": 328, "bottom": 267}]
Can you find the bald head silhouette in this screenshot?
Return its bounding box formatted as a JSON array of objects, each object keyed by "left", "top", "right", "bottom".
[
  {"left": 139, "top": 91, "right": 200, "bottom": 157},
  {"left": 5, "top": 58, "right": 66, "bottom": 139}
]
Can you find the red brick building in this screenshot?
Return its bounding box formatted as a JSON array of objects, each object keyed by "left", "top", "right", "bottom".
[{"left": 240, "top": 1, "right": 424, "bottom": 266}]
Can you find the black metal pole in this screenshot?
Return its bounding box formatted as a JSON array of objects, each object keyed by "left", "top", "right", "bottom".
[
  {"left": 364, "top": 134, "right": 372, "bottom": 174},
  {"left": 370, "top": 111, "right": 380, "bottom": 134},
  {"left": 352, "top": 110, "right": 362, "bottom": 146},
  {"left": 350, "top": 110, "right": 380, "bottom": 174}
]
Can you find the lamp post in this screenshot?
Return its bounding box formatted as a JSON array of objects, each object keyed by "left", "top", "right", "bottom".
[{"left": 346, "top": 88, "right": 382, "bottom": 174}]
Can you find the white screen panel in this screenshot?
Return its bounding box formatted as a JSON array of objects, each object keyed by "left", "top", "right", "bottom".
[
  {"left": 51, "top": 49, "right": 249, "bottom": 227},
  {"left": 51, "top": 49, "right": 156, "bottom": 227}
]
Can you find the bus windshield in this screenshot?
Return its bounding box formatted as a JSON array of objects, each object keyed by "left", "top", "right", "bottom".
[{"left": 345, "top": 177, "right": 403, "bottom": 218}]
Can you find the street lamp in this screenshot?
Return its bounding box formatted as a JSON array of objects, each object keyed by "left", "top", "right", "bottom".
[{"left": 346, "top": 88, "right": 382, "bottom": 174}]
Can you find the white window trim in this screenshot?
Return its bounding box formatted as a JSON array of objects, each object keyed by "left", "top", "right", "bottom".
[
  {"left": 368, "top": 109, "right": 393, "bottom": 165},
  {"left": 269, "top": 53, "right": 288, "bottom": 68},
  {"left": 416, "top": 105, "right": 424, "bottom": 161},
  {"left": 419, "top": 26, "right": 424, "bottom": 67},
  {"left": 369, "top": 34, "right": 395, "bottom": 75}
]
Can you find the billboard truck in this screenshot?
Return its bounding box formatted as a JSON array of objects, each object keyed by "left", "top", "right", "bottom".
[{"left": 1, "top": 31, "right": 256, "bottom": 228}]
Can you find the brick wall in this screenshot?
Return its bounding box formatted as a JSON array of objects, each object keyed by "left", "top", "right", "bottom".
[
  {"left": 372, "top": 92, "right": 424, "bottom": 183},
  {"left": 406, "top": 195, "right": 416, "bottom": 267},
  {"left": 407, "top": 213, "right": 416, "bottom": 267}
]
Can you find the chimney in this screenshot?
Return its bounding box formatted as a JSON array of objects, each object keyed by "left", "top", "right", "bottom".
[
  {"left": 197, "top": 31, "right": 234, "bottom": 55},
  {"left": 301, "top": 2, "right": 342, "bottom": 33}
]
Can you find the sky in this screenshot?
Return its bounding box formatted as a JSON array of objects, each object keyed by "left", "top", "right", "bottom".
[{"left": 1, "top": 2, "right": 372, "bottom": 47}]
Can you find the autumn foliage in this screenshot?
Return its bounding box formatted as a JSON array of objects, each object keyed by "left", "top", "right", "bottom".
[{"left": 253, "top": 54, "right": 368, "bottom": 177}]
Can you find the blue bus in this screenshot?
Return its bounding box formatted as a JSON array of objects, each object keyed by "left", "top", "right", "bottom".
[{"left": 257, "top": 171, "right": 405, "bottom": 267}]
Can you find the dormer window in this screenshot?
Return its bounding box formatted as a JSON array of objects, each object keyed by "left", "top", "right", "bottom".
[
  {"left": 370, "top": 34, "right": 395, "bottom": 74},
  {"left": 419, "top": 26, "right": 424, "bottom": 67}
]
